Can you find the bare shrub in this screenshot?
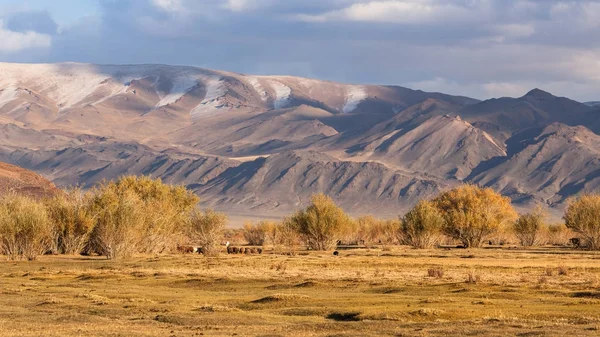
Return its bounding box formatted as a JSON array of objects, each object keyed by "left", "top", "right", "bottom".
[
  {"left": 88, "top": 176, "right": 198, "bottom": 258},
  {"left": 427, "top": 267, "right": 444, "bottom": 279},
  {"left": 0, "top": 194, "right": 52, "bottom": 260},
  {"left": 242, "top": 221, "right": 268, "bottom": 246},
  {"left": 187, "top": 209, "right": 227, "bottom": 257},
  {"left": 88, "top": 189, "right": 145, "bottom": 259},
  {"left": 433, "top": 185, "right": 518, "bottom": 248},
  {"left": 465, "top": 270, "right": 481, "bottom": 284},
  {"left": 223, "top": 228, "right": 245, "bottom": 245},
  {"left": 260, "top": 221, "right": 278, "bottom": 245},
  {"left": 401, "top": 200, "right": 444, "bottom": 249},
  {"left": 513, "top": 207, "right": 546, "bottom": 247},
  {"left": 274, "top": 217, "right": 300, "bottom": 254},
  {"left": 44, "top": 188, "right": 95, "bottom": 255},
  {"left": 564, "top": 195, "right": 600, "bottom": 250},
  {"left": 349, "top": 215, "right": 376, "bottom": 245},
  {"left": 544, "top": 223, "right": 572, "bottom": 246},
  {"left": 557, "top": 265, "right": 569, "bottom": 276},
  {"left": 290, "top": 194, "right": 352, "bottom": 250},
  {"left": 373, "top": 219, "right": 401, "bottom": 247}
]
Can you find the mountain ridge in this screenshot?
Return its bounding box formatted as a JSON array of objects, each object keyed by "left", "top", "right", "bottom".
[{"left": 0, "top": 62, "right": 597, "bottom": 223}]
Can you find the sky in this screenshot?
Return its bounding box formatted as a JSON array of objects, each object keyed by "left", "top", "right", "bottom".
[{"left": 0, "top": 0, "right": 599, "bottom": 101}]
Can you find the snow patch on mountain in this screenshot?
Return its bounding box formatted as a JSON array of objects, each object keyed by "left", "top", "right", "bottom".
[
  {"left": 155, "top": 74, "right": 199, "bottom": 108},
  {"left": 270, "top": 81, "right": 291, "bottom": 109},
  {"left": 247, "top": 77, "right": 268, "bottom": 102},
  {"left": 343, "top": 86, "right": 367, "bottom": 113},
  {"left": 191, "top": 76, "right": 227, "bottom": 117},
  {"left": 0, "top": 86, "right": 18, "bottom": 109}
]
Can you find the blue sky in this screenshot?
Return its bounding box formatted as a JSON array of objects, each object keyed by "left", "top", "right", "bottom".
[{"left": 0, "top": 0, "right": 599, "bottom": 101}]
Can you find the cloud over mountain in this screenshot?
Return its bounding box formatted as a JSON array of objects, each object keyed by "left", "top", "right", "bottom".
[{"left": 0, "top": 0, "right": 599, "bottom": 101}]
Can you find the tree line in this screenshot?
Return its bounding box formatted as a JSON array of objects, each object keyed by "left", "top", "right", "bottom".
[{"left": 0, "top": 176, "right": 599, "bottom": 260}]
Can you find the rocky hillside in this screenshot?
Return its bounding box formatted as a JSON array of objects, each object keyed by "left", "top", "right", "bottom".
[
  {"left": 0, "top": 62, "right": 598, "bottom": 220},
  {"left": 0, "top": 161, "right": 61, "bottom": 199}
]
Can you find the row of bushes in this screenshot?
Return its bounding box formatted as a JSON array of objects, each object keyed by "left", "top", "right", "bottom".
[
  {"left": 0, "top": 176, "right": 227, "bottom": 260},
  {"left": 243, "top": 185, "right": 599, "bottom": 251},
  {"left": 1, "top": 177, "right": 599, "bottom": 260}
]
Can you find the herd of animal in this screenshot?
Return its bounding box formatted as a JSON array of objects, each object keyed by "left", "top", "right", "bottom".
[{"left": 176, "top": 242, "right": 263, "bottom": 255}]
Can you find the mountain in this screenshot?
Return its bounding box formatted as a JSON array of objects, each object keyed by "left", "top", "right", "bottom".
[
  {"left": 0, "top": 62, "right": 598, "bottom": 222},
  {"left": 458, "top": 89, "right": 596, "bottom": 141},
  {"left": 0, "top": 161, "right": 60, "bottom": 199},
  {"left": 585, "top": 101, "right": 600, "bottom": 107}
]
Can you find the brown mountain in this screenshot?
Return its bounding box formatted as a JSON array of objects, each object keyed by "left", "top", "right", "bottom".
[
  {"left": 0, "top": 161, "right": 60, "bottom": 199},
  {"left": 0, "top": 62, "right": 598, "bottom": 222}
]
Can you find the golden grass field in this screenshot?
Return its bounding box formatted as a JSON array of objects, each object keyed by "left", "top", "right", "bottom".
[{"left": 1, "top": 246, "right": 600, "bottom": 336}]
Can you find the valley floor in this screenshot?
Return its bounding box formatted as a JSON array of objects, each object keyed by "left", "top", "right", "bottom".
[{"left": 1, "top": 247, "right": 600, "bottom": 336}]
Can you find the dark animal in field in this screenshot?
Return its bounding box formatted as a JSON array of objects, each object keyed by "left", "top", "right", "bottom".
[
  {"left": 231, "top": 247, "right": 239, "bottom": 254},
  {"left": 257, "top": 248, "right": 263, "bottom": 254},
  {"left": 333, "top": 251, "right": 339, "bottom": 256},
  {"left": 245, "top": 248, "right": 251, "bottom": 254},
  {"left": 196, "top": 247, "right": 204, "bottom": 255},
  {"left": 250, "top": 248, "right": 257, "bottom": 254},
  {"left": 570, "top": 238, "right": 581, "bottom": 248}
]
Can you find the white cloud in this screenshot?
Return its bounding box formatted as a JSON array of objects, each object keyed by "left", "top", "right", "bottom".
[
  {"left": 296, "top": 0, "right": 486, "bottom": 24},
  {"left": 222, "top": 0, "right": 274, "bottom": 13},
  {"left": 224, "top": 0, "right": 252, "bottom": 12},
  {"left": 151, "top": 0, "right": 183, "bottom": 12},
  {"left": 0, "top": 20, "right": 52, "bottom": 53}
]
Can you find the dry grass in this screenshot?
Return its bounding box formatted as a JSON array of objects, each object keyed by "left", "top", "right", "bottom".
[{"left": 1, "top": 246, "right": 600, "bottom": 336}]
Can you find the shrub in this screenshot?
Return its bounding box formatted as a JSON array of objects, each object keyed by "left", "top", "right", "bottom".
[
  {"left": 544, "top": 223, "right": 572, "bottom": 246},
  {"left": 88, "top": 189, "right": 146, "bottom": 259},
  {"left": 243, "top": 221, "right": 267, "bottom": 246},
  {"left": 433, "top": 185, "right": 517, "bottom": 248},
  {"left": 563, "top": 194, "right": 600, "bottom": 250},
  {"left": 465, "top": 270, "right": 481, "bottom": 284},
  {"left": 0, "top": 194, "right": 52, "bottom": 260},
  {"left": 274, "top": 218, "right": 300, "bottom": 254},
  {"left": 369, "top": 218, "right": 401, "bottom": 246},
  {"left": 88, "top": 176, "right": 199, "bottom": 258},
  {"left": 401, "top": 200, "right": 445, "bottom": 249},
  {"left": 187, "top": 209, "right": 227, "bottom": 256},
  {"left": 260, "top": 221, "right": 278, "bottom": 245},
  {"left": 289, "top": 194, "right": 352, "bottom": 250},
  {"left": 45, "top": 188, "right": 95, "bottom": 255},
  {"left": 513, "top": 207, "right": 546, "bottom": 247},
  {"left": 557, "top": 265, "right": 569, "bottom": 276},
  {"left": 427, "top": 267, "right": 444, "bottom": 278},
  {"left": 545, "top": 224, "right": 563, "bottom": 246}
]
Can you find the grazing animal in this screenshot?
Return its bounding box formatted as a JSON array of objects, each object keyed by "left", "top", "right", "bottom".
[
  {"left": 570, "top": 238, "right": 581, "bottom": 248},
  {"left": 333, "top": 251, "right": 339, "bottom": 256},
  {"left": 196, "top": 247, "right": 204, "bottom": 255},
  {"left": 257, "top": 248, "right": 263, "bottom": 254},
  {"left": 250, "top": 248, "right": 256, "bottom": 254},
  {"left": 244, "top": 248, "right": 251, "bottom": 254},
  {"left": 226, "top": 242, "right": 232, "bottom": 254},
  {"left": 232, "top": 247, "right": 239, "bottom": 254}
]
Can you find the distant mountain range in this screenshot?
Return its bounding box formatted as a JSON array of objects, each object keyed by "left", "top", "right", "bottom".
[{"left": 0, "top": 62, "right": 598, "bottom": 222}]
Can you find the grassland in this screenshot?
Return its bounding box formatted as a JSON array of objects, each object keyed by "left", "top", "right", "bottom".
[{"left": 1, "top": 247, "right": 600, "bottom": 336}]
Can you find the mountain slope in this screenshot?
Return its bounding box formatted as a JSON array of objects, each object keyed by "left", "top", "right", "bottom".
[
  {"left": 459, "top": 89, "right": 595, "bottom": 141},
  {"left": 468, "top": 123, "right": 600, "bottom": 208},
  {"left": 0, "top": 161, "right": 61, "bottom": 199},
  {"left": 0, "top": 62, "right": 598, "bottom": 221}
]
